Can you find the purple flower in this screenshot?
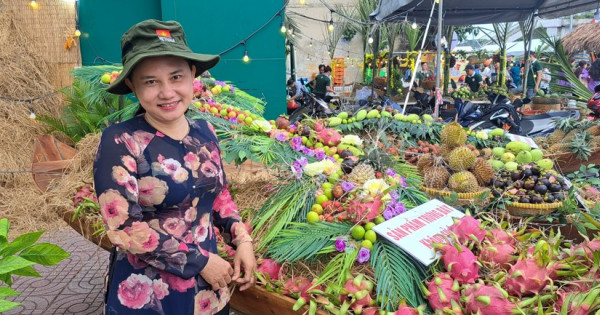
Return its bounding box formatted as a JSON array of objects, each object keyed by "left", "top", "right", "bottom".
[
  {"left": 298, "top": 157, "right": 308, "bottom": 166},
  {"left": 383, "top": 208, "right": 395, "bottom": 220},
  {"left": 326, "top": 156, "right": 336, "bottom": 162},
  {"left": 389, "top": 190, "right": 399, "bottom": 201},
  {"left": 335, "top": 238, "right": 346, "bottom": 253},
  {"left": 357, "top": 247, "right": 371, "bottom": 264},
  {"left": 291, "top": 160, "right": 303, "bottom": 179},
  {"left": 230, "top": 87, "right": 235, "bottom": 93},
  {"left": 386, "top": 168, "right": 397, "bottom": 177},
  {"left": 315, "top": 150, "right": 326, "bottom": 160},
  {"left": 306, "top": 149, "right": 315, "bottom": 157},
  {"left": 229, "top": 117, "right": 238, "bottom": 123},
  {"left": 341, "top": 181, "right": 355, "bottom": 192},
  {"left": 275, "top": 133, "right": 287, "bottom": 142},
  {"left": 291, "top": 136, "right": 302, "bottom": 146},
  {"left": 399, "top": 176, "right": 407, "bottom": 188},
  {"left": 207, "top": 99, "right": 216, "bottom": 105}
]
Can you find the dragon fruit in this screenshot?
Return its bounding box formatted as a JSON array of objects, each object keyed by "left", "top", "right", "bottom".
[
  {"left": 312, "top": 121, "right": 324, "bottom": 132},
  {"left": 555, "top": 286, "right": 600, "bottom": 315},
  {"left": 581, "top": 186, "right": 600, "bottom": 202},
  {"left": 449, "top": 215, "right": 486, "bottom": 243},
  {"left": 339, "top": 274, "right": 373, "bottom": 314},
  {"left": 393, "top": 299, "right": 422, "bottom": 315},
  {"left": 423, "top": 273, "right": 460, "bottom": 312},
  {"left": 73, "top": 184, "right": 98, "bottom": 208},
  {"left": 463, "top": 283, "right": 516, "bottom": 315},
  {"left": 479, "top": 242, "right": 516, "bottom": 267},
  {"left": 439, "top": 243, "right": 480, "bottom": 284},
  {"left": 487, "top": 228, "right": 516, "bottom": 246},
  {"left": 256, "top": 258, "right": 283, "bottom": 281},
  {"left": 317, "top": 128, "right": 342, "bottom": 146},
  {"left": 505, "top": 258, "right": 551, "bottom": 297},
  {"left": 347, "top": 196, "right": 383, "bottom": 224},
  {"left": 283, "top": 276, "right": 323, "bottom": 311},
  {"left": 571, "top": 238, "right": 600, "bottom": 262}
]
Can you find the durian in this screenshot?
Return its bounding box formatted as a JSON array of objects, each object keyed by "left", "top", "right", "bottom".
[
  {"left": 448, "top": 146, "right": 477, "bottom": 171},
  {"left": 423, "top": 166, "right": 450, "bottom": 189},
  {"left": 448, "top": 171, "right": 479, "bottom": 193},
  {"left": 440, "top": 122, "right": 467, "bottom": 148},
  {"left": 472, "top": 158, "right": 494, "bottom": 186},
  {"left": 348, "top": 163, "right": 375, "bottom": 185},
  {"left": 440, "top": 144, "right": 453, "bottom": 160},
  {"left": 417, "top": 154, "right": 434, "bottom": 173}
]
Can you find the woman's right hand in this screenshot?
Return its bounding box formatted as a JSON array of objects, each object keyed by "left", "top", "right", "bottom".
[{"left": 200, "top": 253, "right": 233, "bottom": 290}]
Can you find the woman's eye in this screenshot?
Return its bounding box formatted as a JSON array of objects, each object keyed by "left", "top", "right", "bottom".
[
  {"left": 173, "top": 75, "right": 182, "bottom": 80},
  {"left": 144, "top": 80, "right": 157, "bottom": 85}
]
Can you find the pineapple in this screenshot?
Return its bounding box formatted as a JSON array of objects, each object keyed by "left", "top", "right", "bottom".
[
  {"left": 568, "top": 132, "right": 593, "bottom": 161},
  {"left": 560, "top": 120, "right": 594, "bottom": 144},
  {"left": 548, "top": 118, "right": 577, "bottom": 145},
  {"left": 590, "top": 136, "right": 600, "bottom": 149},
  {"left": 585, "top": 121, "right": 600, "bottom": 137},
  {"left": 348, "top": 163, "right": 375, "bottom": 185}
]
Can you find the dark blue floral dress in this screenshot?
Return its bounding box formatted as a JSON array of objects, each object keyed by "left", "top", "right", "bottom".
[{"left": 94, "top": 115, "right": 251, "bottom": 314}]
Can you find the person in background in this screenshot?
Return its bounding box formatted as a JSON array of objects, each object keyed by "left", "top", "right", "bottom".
[
  {"left": 287, "top": 78, "right": 308, "bottom": 103},
  {"left": 510, "top": 62, "right": 521, "bottom": 88},
  {"left": 318, "top": 64, "right": 325, "bottom": 74},
  {"left": 574, "top": 61, "right": 587, "bottom": 80},
  {"left": 539, "top": 67, "right": 551, "bottom": 94},
  {"left": 464, "top": 64, "right": 483, "bottom": 92},
  {"left": 583, "top": 59, "right": 600, "bottom": 92},
  {"left": 526, "top": 52, "right": 543, "bottom": 98},
  {"left": 474, "top": 64, "right": 481, "bottom": 76},
  {"left": 415, "top": 62, "right": 434, "bottom": 87},
  {"left": 314, "top": 66, "right": 335, "bottom": 101},
  {"left": 481, "top": 59, "right": 492, "bottom": 84}
]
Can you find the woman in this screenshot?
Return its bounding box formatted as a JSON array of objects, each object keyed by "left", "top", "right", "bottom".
[
  {"left": 582, "top": 59, "right": 600, "bottom": 92},
  {"left": 94, "top": 20, "right": 256, "bottom": 314}
]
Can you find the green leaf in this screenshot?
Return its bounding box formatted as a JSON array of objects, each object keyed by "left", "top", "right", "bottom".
[
  {"left": 11, "top": 266, "right": 41, "bottom": 278},
  {"left": 0, "top": 231, "right": 44, "bottom": 257},
  {"left": 0, "top": 219, "right": 8, "bottom": 248},
  {"left": 19, "top": 243, "right": 70, "bottom": 266},
  {"left": 0, "top": 287, "right": 19, "bottom": 298},
  {"left": 0, "top": 256, "right": 35, "bottom": 275},
  {"left": 0, "top": 274, "right": 11, "bottom": 286},
  {"left": 0, "top": 299, "right": 21, "bottom": 312}
]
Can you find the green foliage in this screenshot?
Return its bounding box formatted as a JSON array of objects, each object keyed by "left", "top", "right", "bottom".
[
  {"left": 371, "top": 239, "right": 429, "bottom": 309},
  {"left": 312, "top": 248, "right": 358, "bottom": 292},
  {"left": 404, "top": 23, "right": 423, "bottom": 52},
  {"left": 218, "top": 129, "right": 304, "bottom": 167},
  {"left": 0, "top": 218, "right": 69, "bottom": 312},
  {"left": 341, "top": 26, "right": 357, "bottom": 42},
  {"left": 334, "top": 118, "right": 442, "bottom": 145},
  {"left": 566, "top": 164, "right": 600, "bottom": 187},
  {"left": 267, "top": 222, "right": 352, "bottom": 262},
  {"left": 200, "top": 78, "right": 264, "bottom": 115}
]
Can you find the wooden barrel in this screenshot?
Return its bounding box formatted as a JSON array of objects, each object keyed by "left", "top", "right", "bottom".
[{"left": 31, "top": 135, "right": 77, "bottom": 192}]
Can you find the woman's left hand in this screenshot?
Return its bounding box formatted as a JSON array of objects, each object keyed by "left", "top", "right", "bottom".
[{"left": 232, "top": 242, "right": 256, "bottom": 291}]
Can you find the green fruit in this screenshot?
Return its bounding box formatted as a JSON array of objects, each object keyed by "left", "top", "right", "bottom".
[
  {"left": 311, "top": 204, "right": 323, "bottom": 215},
  {"left": 393, "top": 113, "right": 404, "bottom": 121},
  {"left": 351, "top": 226, "right": 366, "bottom": 240},
  {"left": 422, "top": 114, "right": 433, "bottom": 121},
  {"left": 337, "top": 112, "right": 349, "bottom": 119},
  {"left": 504, "top": 161, "right": 519, "bottom": 171},
  {"left": 381, "top": 111, "right": 392, "bottom": 118},
  {"left": 361, "top": 240, "right": 373, "bottom": 250},
  {"left": 364, "top": 230, "right": 377, "bottom": 243},
  {"left": 537, "top": 158, "right": 554, "bottom": 170},
  {"left": 492, "top": 147, "right": 505, "bottom": 158},
  {"left": 328, "top": 117, "right": 342, "bottom": 127},
  {"left": 516, "top": 151, "right": 533, "bottom": 164},
  {"left": 355, "top": 110, "right": 367, "bottom": 121},
  {"left": 365, "top": 222, "right": 376, "bottom": 230},
  {"left": 501, "top": 152, "right": 515, "bottom": 163},
  {"left": 490, "top": 159, "right": 505, "bottom": 171},
  {"left": 307, "top": 211, "right": 320, "bottom": 223},
  {"left": 316, "top": 194, "right": 329, "bottom": 205},
  {"left": 506, "top": 141, "right": 531, "bottom": 154},
  {"left": 374, "top": 216, "right": 385, "bottom": 224},
  {"left": 530, "top": 149, "right": 543, "bottom": 162},
  {"left": 406, "top": 114, "right": 420, "bottom": 121},
  {"left": 323, "top": 188, "right": 333, "bottom": 200},
  {"left": 322, "top": 182, "right": 333, "bottom": 190},
  {"left": 328, "top": 172, "right": 341, "bottom": 184},
  {"left": 366, "top": 109, "right": 379, "bottom": 119},
  {"left": 489, "top": 128, "right": 504, "bottom": 137},
  {"left": 101, "top": 73, "right": 111, "bottom": 84}
]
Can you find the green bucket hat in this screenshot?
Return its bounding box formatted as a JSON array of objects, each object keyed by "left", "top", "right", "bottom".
[{"left": 106, "top": 19, "right": 220, "bottom": 95}]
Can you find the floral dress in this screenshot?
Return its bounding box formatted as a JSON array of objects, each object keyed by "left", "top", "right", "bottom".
[{"left": 93, "top": 115, "right": 252, "bottom": 315}]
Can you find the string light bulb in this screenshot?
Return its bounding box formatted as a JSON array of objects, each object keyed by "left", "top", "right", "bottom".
[
  {"left": 29, "top": 108, "right": 36, "bottom": 120},
  {"left": 411, "top": 20, "right": 417, "bottom": 29},
  {"left": 74, "top": 29, "right": 81, "bottom": 37},
  {"left": 309, "top": 40, "right": 313, "bottom": 47},
  {"left": 280, "top": 20, "right": 286, "bottom": 33},
  {"left": 328, "top": 19, "right": 334, "bottom": 32},
  {"left": 368, "top": 36, "right": 374, "bottom": 44},
  {"left": 299, "top": 0, "right": 306, "bottom": 4},
  {"left": 30, "top": 0, "right": 39, "bottom": 9},
  {"left": 243, "top": 49, "right": 249, "bottom": 63}
]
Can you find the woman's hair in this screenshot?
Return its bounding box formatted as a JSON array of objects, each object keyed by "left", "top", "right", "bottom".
[
  {"left": 589, "top": 59, "right": 600, "bottom": 81},
  {"left": 132, "top": 59, "right": 195, "bottom": 116},
  {"left": 578, "top": 61, "right": 587, "bottom": 68}
]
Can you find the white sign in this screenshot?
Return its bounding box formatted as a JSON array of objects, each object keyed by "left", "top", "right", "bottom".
[
  {"left": 372, "top": 199, "right": 464, "bottom": 266},
  {"left": 505, "top": 132, "right": 539, "bottom": 149}
]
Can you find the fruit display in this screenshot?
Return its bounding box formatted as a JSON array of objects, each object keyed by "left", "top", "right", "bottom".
[
  {"left": 450, "top": 85, "right": 509, "bottom": 100},
  {"left": 404, "top": 140, "right": 440, "bottom": 165},
  {"left": 100, "top": 71, "right": 121, "bottom": 85},
  {"left": 426, "top": 214, "right": 600, "bottom": 314},
  {"left": 467, "top": 127, "right": 510, "bottom": 149},
  {"left": 487, "top": 139, "right": 549, "bottom": 172}
]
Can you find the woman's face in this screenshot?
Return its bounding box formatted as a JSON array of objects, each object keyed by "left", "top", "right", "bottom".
[{"left": 125, "top": 56, "right": 195, "bottom": 125}]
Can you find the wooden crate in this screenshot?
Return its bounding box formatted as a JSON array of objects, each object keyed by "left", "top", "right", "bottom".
[
  {"left": 230, "top": 285, "right": 328, "bottom": 315},
  {"left": 531, "top": 103, "right": 561, "bottom": 111}
]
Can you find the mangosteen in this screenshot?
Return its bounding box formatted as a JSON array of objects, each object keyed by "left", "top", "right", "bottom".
[
  {"left": 531, "top": 167, "right": 541, "bottom": 176},
  {"left": 516, "top": 189, "right": 527, "bottom": 197},
  {"left": 523, "top": 180, "right": 536, "bottom": 191},
  {"left": 531, "top": 195, "right": 544, "bottom": 204},
  {"left": 553, "top": 192, "right": 565, "bottom": 201},
  {"left": 519, "top": 196, "right": 531, "bottom": 203},
  {"left": 339, "top": 150, "right": 354, "bottom": 159},
  {"left": 513, "top": 180, "right": 523, "bottom": 189},
  {"left": 531, "top": 175, "right": 539, "bottom": 183},
  {"left": 534, "top": 184, "right": 548, "bottom": 195},
  {"left": 341, "top": 158, "right": 355, "bottom": 174},
  {"left": 511, "top": 171, "right": 522, "bottom": 181},
  {"left": 545, "top": 194, "right": 555, "bottom": 203},
  {"left": 491, "top": 189, "right": 502, "bottom": 198},
  {"left": 493, "top": 179, "right": 506, "bottom": 189},
  {"left": 557, "top": 177, "right": 566, "bottom": 185},
  {"left": 562, "top": 184, "right": 569, "bottom": 191},
  {"left": 539, "top": 178, "right": 550, "bottom": 187},
  {"left": 549, "top": 183, "right": 562, "bottom": 193},
  {"left": 522, "top": 168, "right": 533, "bottom": 179}
]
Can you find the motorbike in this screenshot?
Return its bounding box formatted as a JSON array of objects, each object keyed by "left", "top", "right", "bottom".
[
  {"left": 289, "top": 90, "right": 342, "bottom": 123},
  {"left": 586, "top": 84, "right": 600, "bottom": 120}
]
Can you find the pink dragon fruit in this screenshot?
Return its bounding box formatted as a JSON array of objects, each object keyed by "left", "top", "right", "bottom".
[
  {"left": 312, "top": 121, "right": 324, "bottom": 132},
  {"left": 555, "top": 287, "right": 600, "bottom": 315},
  {"left": 439, "top": 243, "right": 480, "bottom": 284},
  {"left": 463, "top": 283, "right": 516, "bottom": 315},
  {"left": 339, "top": 274, "right": 373, "bottom": 314},
  {"left": 256, "top": 258, "right": 284, "bottom": 281},
  {"left": 505, "top": 258, "right": 551, "bottom": 297},
  {"left": 393, "top": 299, "right": 422, "bottom": 315},
  {"left": 571, "top": 239, "right": 600, "bottom": 262},
  {"left": 479, "top": 242, "right": 516, "bottom": 267},
  {"left": 362, "top": 307, "right": 380, "bottom": 315},
  {"left": 449, "top": 215, "right": 486, "bottom": 243},
  {"left": 73, "top": 184, "right": 98, "bottom": 208},
  {"left": 283, "top": 276, "right": 323, "bottom": 311},
  {"left": 347, "top": 196, "right": 383, "bottom": 224},
  {"left": 581, "top": 186, "right": 600, "bottom": 202},
  {"left": 317, "top": 128, "right": 342, "bottom": 146},
  {"left": 423, "top": 273, "right": 460, "bottom": 312},
  {"left": 487, "top": 228, "right": 516, "bottom": 246}
]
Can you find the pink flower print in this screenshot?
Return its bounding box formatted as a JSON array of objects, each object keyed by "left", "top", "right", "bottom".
[
  {"left": 199, "top": 247, "right": 209, "bottom": 257},
  {"left": 200, "top": 161, "right": 218, "bottom": 178},
  {"left": 152, "top": 157, "right": 189, "bottom": 183},
  {"left": 184, "top": 152, "right": 200, "bottom": 170},
  {"left": 121, "top": 155, "right": 137, "bottom": 173},
  {"left": 117, "top": 274, "right": 153, "bottom": 309},
  {"left": 116, "top": 133, "right": 142, "bottom": 157},
  {"left": 126, "top": 221, "right": 160, "bottom": 254},
  {"left": 173, "top": 168, "right": 189, "bottom": 183},
  {"left": 155, "top": 131, "right": 165, "bottom": 137},
  {"left": 178, "top": 242, "right": 189, "bottom": 253},
  {"left": 162, "top": 217, "right": 187, "bottom": 238},
  {"left": 126, "top": 253, "right": 148, "bottom": 269},
  {"left": 159, "top": 270, "right": 195, "bottom": 293},
  {"left": 217, "top": 288, "right": 231, "bottom": 310},
  {"left": 210, "top": 149, "right": 220, "bottom": 165},
  {"left": 207, "top": 122, "right": 217, "bottom": 138},
  {"left": 182, "top": 232, "right": 194, "bottom": 243},
  {"left": 184, "top": 207, "right": 197, "bottom": 223},
  {"left": 124, "top": 176, "right": 138, "bottom": 197},
  {"left": 193, "top": 214, "right": 210, "bottom": 244},
  {"left": 98, "top": 189, "right": 130, "bottom": 230},
  {"left": 112, "top": 166, "right": 130, "bottom": 185},
  {"left": 152, "top": 279, "right": 169, "bottom": 300},
  {"left": 107, "top": 229, "right": 132, "bottom": 250},
  {"left": 138, "top": 177, "right": 168, "bottom": 206},
  {"left": 133, "top": 130, "right": 154, "bottom": 146},
  {"left": 148, "top": 219, "right": 168, "bottom": 235},
  {"left": 213, "top": 188, "right": 237, "bottom": 218},
  {"left": 194, "top": 290, "right": 219, "bottom": 315}
]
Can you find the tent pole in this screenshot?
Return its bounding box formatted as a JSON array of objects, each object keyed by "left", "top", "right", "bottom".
[
  {"left": 402, "top": 2, "right": 438, "bottom": 115},
  {"left": 522, "top": 13, "right": 535, "bottom": 95},
  {"left": 435, "top": 0, "right": 443, "bottom": 118}
]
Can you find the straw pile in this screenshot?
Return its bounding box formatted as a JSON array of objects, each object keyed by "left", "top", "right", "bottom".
[{"left": 562, "top": 22, "right": 600, "bottom": 56}]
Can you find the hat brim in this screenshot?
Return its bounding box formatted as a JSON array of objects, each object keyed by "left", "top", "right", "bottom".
[{"left": 106, "top": 51, "right": 220, "bottom": 95}]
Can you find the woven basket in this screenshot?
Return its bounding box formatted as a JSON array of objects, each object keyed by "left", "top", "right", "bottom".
[
  {"left": 422, "top": 186, "right": 490, "bottom": 206},
  {"left": 505, "top": 201, "right": 562, "bottom": 216}
]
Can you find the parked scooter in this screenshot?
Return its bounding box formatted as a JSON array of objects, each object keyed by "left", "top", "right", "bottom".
[
  {"left": 289, "top": 90, "right": 347, "bottom": 123},
  {"left": 586, "top": 85, "right": 600, "bottom": 120}
]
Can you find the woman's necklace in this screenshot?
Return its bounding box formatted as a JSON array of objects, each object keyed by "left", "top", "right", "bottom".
[{"left": 144, "top": 115, "right": 190, "bottom": 143}]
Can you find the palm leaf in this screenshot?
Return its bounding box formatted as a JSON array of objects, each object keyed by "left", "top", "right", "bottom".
[
  {"left": 312, "top": 247, "right": 359, "bottom": 291},
  {"left": 267, "top": 222, "right": 352, "bottom": 262},
  {"left": 371, "top": 239, "right": 429, "bottom": 309}
]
